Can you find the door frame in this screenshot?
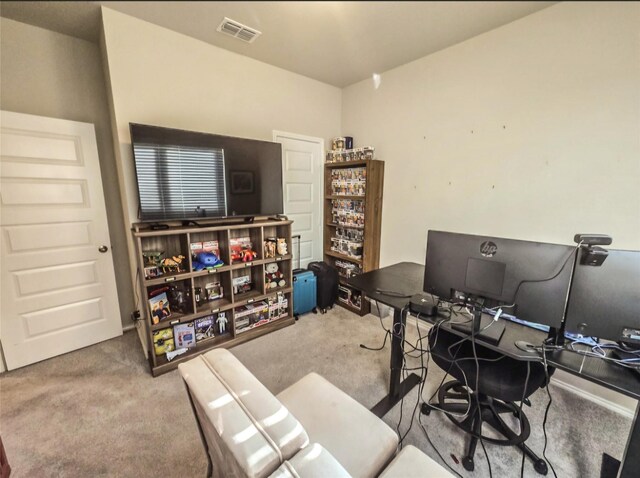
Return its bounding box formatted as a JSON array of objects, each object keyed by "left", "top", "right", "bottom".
[{"left": 272, "top": 130, "right": 325, "bottom": 266}]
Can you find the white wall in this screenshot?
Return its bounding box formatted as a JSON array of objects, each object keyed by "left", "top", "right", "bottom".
[
  {"left": 342, "top": 2, "right": 640, "bottom": 266},
  {"left": 0, "top": 18, "right": 135, "bottom": 328},
  {"left": 343, "top": 1, "right": 640, "bottom": 414}
]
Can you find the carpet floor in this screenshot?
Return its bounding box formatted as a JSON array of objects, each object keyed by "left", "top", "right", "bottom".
[{"left": 0, "top": 306, "right": 633, "bottom": 477}]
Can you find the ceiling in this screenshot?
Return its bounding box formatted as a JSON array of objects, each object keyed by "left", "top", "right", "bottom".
[{"left": 0, "top": 1, "right": 556, "bottom": 87}]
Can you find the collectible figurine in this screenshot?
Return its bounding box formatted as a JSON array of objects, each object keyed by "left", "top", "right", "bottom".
[
  {"left": 160, "top": 255, "right": 186, "bottom": 273},
  {"left": 264, "top": 238, "right": 277, "bottom": 258},
  {"left": 166, "top": 347, "right": 188, "bottom": 362},
  {"left": 276, "top": 238, "right": 288, "bottom": 256},
  {"left": 217, "top": 313, "right": 228, "bottom": 334}
]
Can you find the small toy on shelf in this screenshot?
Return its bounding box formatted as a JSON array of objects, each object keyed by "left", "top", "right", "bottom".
[
  {"left": 166, "top": 348, "right": 188, "bottom": 362},
  {"left": 265, "top": 262, "right": 286, "bottom": 289},
  {"left": 277, "top": 238, "right": 288, "bottom": 256},
  {"left": 192, "top": 251, "right": 224, "bottom": 271},
  {"left": 230, "top": 236, "right": 257, "bottom": 263},
  {"left": 242, "top": 249, "right": 257, "bottom": 262},
  {"left": 231, "top": 248, "right": 257, "bottom": 262},
  {"left": 160, "top": 255, "right": 186, "bottom": 274},
  {"left": 143, "top": 251, "right": 163, "bottom": 267},
  {"left": 216, "top": 312, "right": 228, "bottom": 334},
  {"left": 264, "top": 238, "right": 277, "bottom": 258}
]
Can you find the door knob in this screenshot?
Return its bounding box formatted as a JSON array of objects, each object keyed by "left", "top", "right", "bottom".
[{"left": 99, "top": 245, "right": 109, "bottom": 253}]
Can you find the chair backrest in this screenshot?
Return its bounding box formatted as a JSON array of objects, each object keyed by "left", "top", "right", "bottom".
[{"left": 179, "top": 349, "right": 309, "bottom": 478}]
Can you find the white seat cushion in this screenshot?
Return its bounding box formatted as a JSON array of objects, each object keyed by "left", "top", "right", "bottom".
[
  {"left": 269, "top": 443, "right": 351, "bottom": 478},
  {"left": 277, "top": 373, "right": 398, "bottom": 478},
  {"left": 379, "top": 445, "right": 454, "bottom": 478},
  {"left": 179, "top": 349, "right": 309, "bottom": 478}
]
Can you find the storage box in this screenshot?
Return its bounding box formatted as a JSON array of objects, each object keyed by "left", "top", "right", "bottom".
[{"left": 235, "top": 301, "right": 269, "bottom": 334}]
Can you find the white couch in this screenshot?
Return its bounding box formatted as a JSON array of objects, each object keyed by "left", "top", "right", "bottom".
[{"left": 178, "top": 349, "right": 453, "bottom": 478}]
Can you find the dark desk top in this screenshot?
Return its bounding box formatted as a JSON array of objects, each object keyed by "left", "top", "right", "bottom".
[
  {"left": 348, "top": 261, "right": 640, "bottom": 401},
  {"left": 346, "top": 262, "right": 424, "bottom": 310}
]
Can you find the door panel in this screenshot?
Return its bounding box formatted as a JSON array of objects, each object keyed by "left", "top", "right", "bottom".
[
  {"left": 274, "top": 133, "right": 323, "bottom": 269},
  {"left": 0, "top": 111, "right": 122, "bottom": 370}
]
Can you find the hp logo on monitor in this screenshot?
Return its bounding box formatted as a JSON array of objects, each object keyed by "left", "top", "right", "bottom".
[{"left": 480, "top": 241, "right": 498, "bottom": 257}]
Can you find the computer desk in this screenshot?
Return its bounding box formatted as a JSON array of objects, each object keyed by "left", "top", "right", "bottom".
[{"left": 346, "top": 261, "right": 640, "bottom": 478}]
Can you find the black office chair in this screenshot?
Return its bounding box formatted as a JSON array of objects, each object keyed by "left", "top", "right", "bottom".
[{"left": 423, "top": 327, "right": 552, "bottom": 475}]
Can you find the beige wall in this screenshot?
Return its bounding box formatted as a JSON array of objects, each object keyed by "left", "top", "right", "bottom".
[
  {"left": 0, "top": 18, "right": 135, "bottom": 328},
  {"left": 342, "top": 2, "right": 640, "bottom": 266}
]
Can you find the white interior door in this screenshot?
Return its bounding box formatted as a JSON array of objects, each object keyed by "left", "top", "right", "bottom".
[
  {"left": 273, "top": 131, "right": 323, "bottom": 269},
  {"left": 0, "top": 111, "right": 122, "bottom": 370}
]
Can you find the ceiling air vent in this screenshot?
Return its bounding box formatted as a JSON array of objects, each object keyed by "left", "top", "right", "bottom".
[{"left": 217, "top": 17, "right": 261, "bottom": 43}]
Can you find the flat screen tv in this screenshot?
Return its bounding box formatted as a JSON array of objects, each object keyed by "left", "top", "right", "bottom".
[{"left": 130, "top": 123, "right": 283, "bottom": 221}]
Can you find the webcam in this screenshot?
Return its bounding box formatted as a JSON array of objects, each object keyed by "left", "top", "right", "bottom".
[{"left": 573, "top": 234, "right": 612, "bottom": 246}]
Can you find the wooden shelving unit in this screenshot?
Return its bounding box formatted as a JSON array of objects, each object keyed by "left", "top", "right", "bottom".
[
  {"left": 132, "top": 218, "right": 294, "bottom": 376},
  {"left": 323, "top": 158, "right": 384, "bottom": 315}
]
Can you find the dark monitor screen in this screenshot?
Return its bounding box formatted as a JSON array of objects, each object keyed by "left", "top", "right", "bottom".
[
  {"left": 565, "top": 249, "right": 640, "bottom": 343},
  {"left": 424, "top": 230, "right": 574, "bottom": 328}
]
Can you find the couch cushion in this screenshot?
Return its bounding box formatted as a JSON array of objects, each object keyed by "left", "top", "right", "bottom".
[
  {"left": 269, "top": 443, "right": 351, "bottom": 478},
  {"left": 379, "top": 445, "right": 454, "bottom": 478},
  {"left": 179, "top": 349, "right": 309, "bottom": 478},
  {"left": 276, "top": 373, "right": 398, "bottom": 478}
]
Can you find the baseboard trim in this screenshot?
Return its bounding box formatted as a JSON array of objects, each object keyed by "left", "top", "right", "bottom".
[
  {"left": 122, "top": 323, "right": 136, "bottom": 332},
  {"left": 550, "top": 375, "right": 635, "bottom": 419}
]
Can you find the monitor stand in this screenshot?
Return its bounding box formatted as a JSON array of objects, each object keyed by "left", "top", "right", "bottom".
[{"left": 450, "top": 308, "right": 506, "bottom": 345}]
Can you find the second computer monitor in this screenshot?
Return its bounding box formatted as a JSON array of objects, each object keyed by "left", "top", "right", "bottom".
[
  {"left": 565, "top": 248, "right": 640, "bottom": 344},
  {"left": 424, "top": 230, "right": 574, "bottom": 328}
]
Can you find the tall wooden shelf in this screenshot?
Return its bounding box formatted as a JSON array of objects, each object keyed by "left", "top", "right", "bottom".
[
  {"left": 132, "top": 219, "right": 294, "bottom": 376},
  {"left": 323, "top": 159, "right": 384, "bottom": 315}
]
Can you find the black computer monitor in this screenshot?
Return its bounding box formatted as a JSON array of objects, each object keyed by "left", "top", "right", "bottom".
[
  {"left": 564, "top": 248, "right": 640, "bottom": 344},
  {"left": 424, "top": 230, "right": 574, "bottom": 329}
]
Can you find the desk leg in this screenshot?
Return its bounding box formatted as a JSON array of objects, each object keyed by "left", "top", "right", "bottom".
[
  {"left": 601, "top": 402, "right": 639, "bottom": 478},
  {"left": 370, "top": 306, "right": 421, "bottom": 418},
  {"left": 618, "top": 402, "right": 640, "bottom": 478}
]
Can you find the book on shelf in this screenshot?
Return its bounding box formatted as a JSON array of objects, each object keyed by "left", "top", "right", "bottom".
[
  {"left": 149, "top": 292, "right": 171, "bottom": 325},
  {"left": 194, "top": 316, "right": 216, "bottom": 341},
  {"left": 173, "top": 322, "right": 196, "bottom": 349}
]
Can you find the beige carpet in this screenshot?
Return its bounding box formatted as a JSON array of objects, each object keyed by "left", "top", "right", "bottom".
[{"left": 0, "top": 306, "right": 632, "bottom": 477}]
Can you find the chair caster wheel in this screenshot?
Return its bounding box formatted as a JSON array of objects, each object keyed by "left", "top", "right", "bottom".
[
  {"left": 462, "top": 456, "right": 474, "bottom": 471},
  {"left": 420, "top": 403, "right": 432, "bottom": 415},
  {"left": 294, "top": 315, "right": 299, "bottom": 321},
  {"left": 312, "top": 308, "right": 318, "bottom": 314},
  {"left": 534, "top": 459, "right": 548, "bottom": 475}
]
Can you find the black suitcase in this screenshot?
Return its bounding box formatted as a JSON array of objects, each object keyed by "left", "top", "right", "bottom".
[{"left": 307, "top": 261, "right": 339, "bottom": 313}]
